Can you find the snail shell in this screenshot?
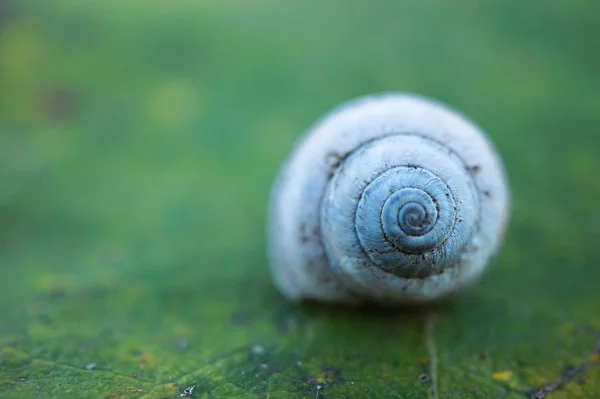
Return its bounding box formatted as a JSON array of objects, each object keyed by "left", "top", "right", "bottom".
[{"left": 267, "top": 93, "right": 510, "bottom": 305}]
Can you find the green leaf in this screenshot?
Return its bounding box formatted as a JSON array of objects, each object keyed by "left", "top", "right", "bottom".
[{"left": 1, "top": 2, "right": 599, "bottom": 398}]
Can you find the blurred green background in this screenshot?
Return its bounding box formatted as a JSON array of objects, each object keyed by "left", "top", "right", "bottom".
[{"left": 1, "top": 1, "right": 600, "bottom": 398}]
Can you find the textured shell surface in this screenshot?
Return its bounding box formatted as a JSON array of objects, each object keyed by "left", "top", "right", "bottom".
[{"left": 267, "top": 92, "right": 510, "bottom": 305}]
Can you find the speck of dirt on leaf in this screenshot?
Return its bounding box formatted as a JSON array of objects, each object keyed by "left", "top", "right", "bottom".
[
  {"left": 180, "top": 385, "right": 195, "bottom": 397},
  {"left": 418, "top": 373, "right": 430, "bottom": 383}
]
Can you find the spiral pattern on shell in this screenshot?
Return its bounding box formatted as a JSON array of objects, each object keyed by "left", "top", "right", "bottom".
[{"left": 267, "top": 93, "right": 510, "bottom": 305}]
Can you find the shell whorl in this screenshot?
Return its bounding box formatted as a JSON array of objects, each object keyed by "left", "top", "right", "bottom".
[{"left": 267, "top": 93, "right": 510, "bottom": 305}]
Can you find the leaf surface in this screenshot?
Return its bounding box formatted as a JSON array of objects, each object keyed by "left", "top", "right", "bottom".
[{"left": 1, "top": 2, "right": 599, "bottom": 398}]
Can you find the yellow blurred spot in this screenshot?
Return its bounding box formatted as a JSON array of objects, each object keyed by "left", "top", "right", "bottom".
[
  {"left": 138, "top": 351, "right": 155, "bottom": 369},
  {"left": 314, "top": 369, "right": 340, "bottom": 384},
  {"left": 0, "top": 348, "right": 30, "bottom": 367},
  {"left": 0, "top": 19, "right": 42, "bottom": 82},
  {"left": 0, "top": 19, "right": 46, "bottom": 122},
  {"left": 168, "top": 383, "right": 176, "bottom": 390},
  {"left": 147, "top": 80, "right": 201, "bottom": 129},
  {"left": 492, "top": 370, "right": 514, "bottom": 382},
  {"left": 1, "top": 347, "right": 29, "bottom": 360},
  {"left": 590, "top": 353, "right": 600, "bottom": 364},
  {"left": 419, "top": 356, "right": 429, "bottom": 365}
]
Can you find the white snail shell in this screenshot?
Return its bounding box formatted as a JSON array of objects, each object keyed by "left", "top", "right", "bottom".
[{"left": 267, "top": 93, "right": 510, "bottom": 305}]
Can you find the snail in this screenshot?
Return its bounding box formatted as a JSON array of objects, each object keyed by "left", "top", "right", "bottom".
[{"left": 266, "top": 93, "right": 510, "bottom": 305}]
